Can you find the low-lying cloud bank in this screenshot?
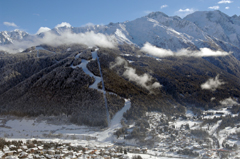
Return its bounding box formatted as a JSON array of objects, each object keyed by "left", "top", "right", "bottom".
[
  {"left": 0, "top": 30, "right": 116, "bottom": 53},
  {"left": 220, "top": 97, "right": 238, "bottom": 106},
  {"left": 141, "top": 42, "right": 230, "bottom": 57},
  {"left": 111, "top": 57, "right": 161, "bottom": 92},
  {"left": 42, "top": 31, "right": 116, "bottom": 48},
  {"left": 201, "top": 75, "right": 225, "bottom": 91}
]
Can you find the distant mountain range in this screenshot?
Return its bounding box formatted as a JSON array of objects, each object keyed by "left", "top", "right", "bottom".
[{"left": 1, "top": 10, "right": 240, "bottom": 59}]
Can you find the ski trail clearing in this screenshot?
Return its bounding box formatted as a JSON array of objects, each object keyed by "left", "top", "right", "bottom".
[
  {"left": 71, "top": 49, "right": 111, "bottom": 126},
  {"left": 96, "top": 99, "right": 131, "bottom": 142}
]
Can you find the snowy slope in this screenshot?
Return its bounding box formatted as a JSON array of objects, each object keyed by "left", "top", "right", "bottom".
[
  {"left": 71, "top": 12, "right": 204, "bottom": 50},
  {"left": 184, "top": 10, "right": 240, "bottom": 47}
]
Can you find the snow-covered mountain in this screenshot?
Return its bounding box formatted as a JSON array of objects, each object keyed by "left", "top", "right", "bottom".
[
  {"left": 184, "top": 11, "right": 240, "bottom": 47},
  {"left": 0, "top": 29, "right": 30, "bottom": 45},
  {"left": 1, "top": 10, "right": 240, "bottom": 58}
]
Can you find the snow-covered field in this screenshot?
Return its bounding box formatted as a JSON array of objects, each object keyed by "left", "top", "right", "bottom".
[
  {"left": 0, "top": 99, "right": 131, "bottom": 147},
  {"left": 126, "top": 153, "right": 180, "bottom": 159}
]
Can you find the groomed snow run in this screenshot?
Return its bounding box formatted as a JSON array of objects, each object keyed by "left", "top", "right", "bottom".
[
  {"left": 71, "top": 48, "right": 110, "bottom": 125},
  {"left": 71, "top": 58, "right": 102, "bottom": 91}
]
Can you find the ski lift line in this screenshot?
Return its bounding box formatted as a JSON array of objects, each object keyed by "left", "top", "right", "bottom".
[{"left": 92, "top": 49, "right": 111, "bottom": 127}]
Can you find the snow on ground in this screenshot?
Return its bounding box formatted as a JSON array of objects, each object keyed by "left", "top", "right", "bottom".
[
  {"left": 0, "top": 99, "right": 131, "bottom": 147},
  {"left": 202, "top": 107, "right": 232, "bottom": 119},
  {"left": 127, "top": 60, "right": 134, "bottom": 63},
  {"left": 173, "top": 119, "right": 200, "bottom": 129},
  {"left": 209, "top": 120, "right": 222, "bottom": 135},
  {"left": 91, "top": 48, "right": 99, "bottom": 60},
  {"left": 71, "top": 58, "right": 102, "bottom": 91},
  {"left": 126, "top": 152, "right": 180, "bottom": 159},
  {"left": 93, "top": 99, "right": 131, "bottom": 143},
  {"left": 110, "top": 99, "right": 131, "bottom": 130},
  {"left": 186, "top": 109, "right": 194, "bottom": 117},
  {"left": 74, "top": 53, "right": 81, "bottom": 59},
  {"left": 218, "top": 126, "right": 240, "bottom": 148},
  {"left": 170, "top": 110, "right": 201, "bottom": 129},
  {"left": 35, "top": 46, "right": 56, "bottom": 57}
]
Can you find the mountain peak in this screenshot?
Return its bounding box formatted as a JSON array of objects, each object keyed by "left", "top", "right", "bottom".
[
  {"left": 145, "top": 11, "right": 168, "bottom": 19},
  {"left": 13, "top": 29, "right": 21, "bottom": 32},
  {"left": 184, "top": 10, "right": 229, "bottom": 21}
]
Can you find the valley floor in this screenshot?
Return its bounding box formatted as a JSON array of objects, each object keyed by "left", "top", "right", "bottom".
[
  {"left": 0, "top": 101, "right": 180, "bottom": 159},
  {"left": 1, "top": 105, "right": 240, "bottom": 158}
]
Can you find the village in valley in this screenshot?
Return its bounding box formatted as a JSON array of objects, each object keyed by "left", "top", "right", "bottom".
[{"left": 0, "top": 102, "right": 240, "bottom": 159}]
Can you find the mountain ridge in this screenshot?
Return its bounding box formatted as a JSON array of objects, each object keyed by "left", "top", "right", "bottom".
[{"left": 1, "top": 10, "right": 240, "bottom": 60}]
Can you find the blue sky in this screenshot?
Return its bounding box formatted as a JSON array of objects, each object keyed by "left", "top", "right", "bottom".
[{"left": 0, "top": 0, "right": 239, "bottom": 34}]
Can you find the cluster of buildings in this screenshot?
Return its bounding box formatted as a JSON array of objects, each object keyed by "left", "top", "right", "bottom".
[
  {"left": 0, "top": 140, "right": 148, "bottom": 159},
  {"left": 129, "top": 111, "right": 240, "bottom": 158}
]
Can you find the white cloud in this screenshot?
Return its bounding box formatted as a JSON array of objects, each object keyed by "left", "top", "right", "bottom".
[
  {"left": 218, "top": 0, "right": 233, "bottom": 4},
  {"left": 0, "top": 30, "right": 116, "bottom": 53},
  {"left": 225, "top": 6, "right": 230, "bottom": 9},
  {"left": 141, "top": 42, "right": 230, "bottom": 57},
  {"left": 161, "top": 5, "right": 168, "bottom": 9},
  {"left": 110, "top": 57, "right": 162, "bottom": 92},
  {"left": 123, "top": 67, "right": 161, "bottom": 91},
  {"left": 208, "top": 6, "right": 220, "bottom": 10},
  {"left": 178, "top": 8, "right": 194, "bottom": 12},
  {"left": 36, "top": 27, "right": 51, "bottom": 34},
  {"left": 211, "top": 97, "right": 216, "bottom": 101},
  {"left": 141, "top": 42, "right": 174, "bottom": 57},
  {"left": 175, "top": 8, "right": 196, "bottom": 18},
  {"left": 201, "top": 75, "right": 225, "bottom": 91},
  {"left": 220, "top": 97, "right": 238, "bottom": 106},
  {"left": 42, "top": 31, "right": 116, "bottom": 48},
  {"left": 55, "top": 22, "right": 72, "bottom": 28},
  {"left": 110, "top": 57, "right": 128, "bottom": 69},
  {"left": 3, "top": 22, "right": 18, "bottom": 27}
]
